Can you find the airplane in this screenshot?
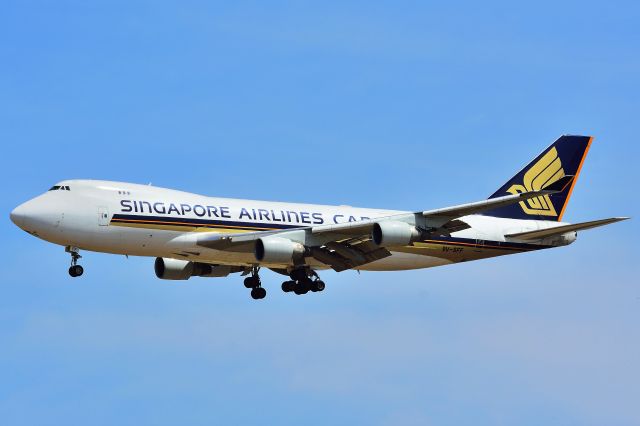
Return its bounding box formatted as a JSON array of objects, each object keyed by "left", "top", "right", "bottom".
[{"left": 10, "top": 135, "right": 628, "bottom": 300}]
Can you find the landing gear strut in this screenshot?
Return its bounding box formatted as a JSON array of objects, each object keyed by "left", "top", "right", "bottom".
[
  {"left": 244, "top": 266, "right": 266, "bottom": 300},
  {"left": 66, "top": 246, "right": 84, "bottom": 277},
  {"left": 282, "top": 268, "right": 325, "bottom": 295}
]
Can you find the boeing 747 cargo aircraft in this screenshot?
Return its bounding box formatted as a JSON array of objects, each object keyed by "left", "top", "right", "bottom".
[{"left": 10, "top": 136, "right": 628, "bottom": 299}]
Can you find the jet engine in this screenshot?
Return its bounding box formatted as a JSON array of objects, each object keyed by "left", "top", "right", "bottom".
[
  {"left": 254, "top": 237, "right": 305, "bottom": 264},
  {"left": 154, "top": 257, "right": 235, "bottom": 280},
  {"left": 543, "top": 231, "right": 578, "bottom": 247},
  {"left": 372, "top": 221, "right": 420, "bottom": 247}
]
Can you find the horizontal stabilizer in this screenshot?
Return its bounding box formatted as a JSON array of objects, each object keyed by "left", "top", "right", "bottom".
[
  {"left": 542, "top": 175, "right": 574, "bottom": 192},
  {"left": 505, "top": 217, "right": 629, "bottom": 240},
  {"left": 309, "top": 186, "right": 570, "bottom": 238},
  {"left": 421, "top": 185, "right": 567, "bottom": 219}
]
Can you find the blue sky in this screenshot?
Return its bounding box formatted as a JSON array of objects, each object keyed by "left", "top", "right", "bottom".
[{"left": 1, "top": 1, "right": 639, "bottom": 425}]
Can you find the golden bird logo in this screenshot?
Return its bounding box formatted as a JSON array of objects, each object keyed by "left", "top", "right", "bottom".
[{"left": 506, "top": 147, "right": 565, "bottom": 216}]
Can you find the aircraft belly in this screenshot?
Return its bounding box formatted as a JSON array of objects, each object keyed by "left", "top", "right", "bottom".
[
  {"left": 359, "top": 251, "right": 452, "bottom": 271},
  {"left": 194, "top": 249, "right": 256, "bottom": 264},
  {"left": 360, "top": 240, "right": 524, "bottom": 271}
]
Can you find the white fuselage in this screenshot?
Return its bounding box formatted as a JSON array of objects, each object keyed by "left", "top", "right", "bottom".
[{"left": 11, "top": 180, "right": 572, "bottom": 272}]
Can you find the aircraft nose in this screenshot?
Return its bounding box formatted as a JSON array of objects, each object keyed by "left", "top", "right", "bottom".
[
  {"left": 11, "top": 196, "right": 65, "bottom": 236},
  {"left": 10, "top": 203, "right": 28, "bottom": 228}
]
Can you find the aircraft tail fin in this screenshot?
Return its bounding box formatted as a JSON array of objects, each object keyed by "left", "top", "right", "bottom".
[{"left": 483, "top": 135, "right": 593, "bottom": 221}]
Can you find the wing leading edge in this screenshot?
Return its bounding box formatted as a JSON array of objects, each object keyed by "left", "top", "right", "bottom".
[{"left": 505, "top": 217, "right": 629, "bottom": 240}]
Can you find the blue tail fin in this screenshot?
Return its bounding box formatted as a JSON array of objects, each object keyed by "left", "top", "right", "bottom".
[{"left": 483, "top": 135, "right": 592, "bottom": 221}]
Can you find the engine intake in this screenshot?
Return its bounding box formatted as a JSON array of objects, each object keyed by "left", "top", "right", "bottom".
[
  {"left": 372, "top": 221, "right": 420, "bottom": 247},
  {"left": 254, "top": 237, "right": 305, "bottom": 264}
]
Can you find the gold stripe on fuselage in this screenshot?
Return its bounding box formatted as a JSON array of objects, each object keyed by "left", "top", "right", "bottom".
[
  {"left": 110, "top": 218, "right": 281, "bottom": 233},
  {"left": 111, "top": 221, "right": 254, "bottom": 233}
]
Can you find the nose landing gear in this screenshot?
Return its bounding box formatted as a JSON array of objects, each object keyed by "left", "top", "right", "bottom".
[{"left": 66, "top": 246, "right": 84, "bottom": 277}]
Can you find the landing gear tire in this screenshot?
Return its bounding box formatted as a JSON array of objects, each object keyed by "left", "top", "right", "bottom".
[
  {"left": 313, "top": 280, "right": 325, "bottom": 292},
  {"left": 281, "top": 280, "right": 295, "bottom": 293},
  {"left": 294, "top": 278, "right": 312, "bottom": 295},
  {"left": 244, "top": 276, "right": 260, "bottom": 288},
  {"left": 68, "top": 265, "right": 84, "bottom": 277},
  {"left": 251, "top": 287, "right": 266, "bottom": 300}
]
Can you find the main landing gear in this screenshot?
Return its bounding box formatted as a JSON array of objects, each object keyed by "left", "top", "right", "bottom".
[
  {"left": 281, "top": 268, "right": 325, "bottom": 296},
  {"left": 66, "top": 246, "right": 84, "bottom": 277},
  {"left": 243, "top": 266, "right": 266, "bottom": 300},
  {"left": 241, "top": 267, "right": 325, "bottom": 300}
]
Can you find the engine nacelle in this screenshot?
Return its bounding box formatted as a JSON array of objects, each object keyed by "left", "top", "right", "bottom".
[
  {"left": 542, "top": 231, "right": 577, "bottom": 247},
  {"left": 154, "top": 257, "right": 234, "bottom": 280},
  {"left": 372, "top": 221, "right": 420, "bottom": 247},
  {"left": 255, "top": 237, "right": 305, "bottom": 264},
  {"left": 155, "top": 258, "right": 193, "bottom": 280}
]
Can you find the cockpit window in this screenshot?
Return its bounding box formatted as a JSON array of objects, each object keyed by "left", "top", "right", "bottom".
[
  {"left": 49, "top": 185, "right": 71, "bottom": 191},
  {"left": 49, "top": 185, "right": 61, "bottom": 191}
]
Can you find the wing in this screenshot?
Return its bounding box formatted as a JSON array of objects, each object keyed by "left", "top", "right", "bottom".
[
  {"left": 505, "top": 217, "right": 629, "bottom": 240},
  {"left": 193, "top": 177, "right": 574, "bottom": 271}
]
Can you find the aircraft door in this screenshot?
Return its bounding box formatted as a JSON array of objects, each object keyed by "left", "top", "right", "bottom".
[
  {"left": 98, "top": 206, "right": 110, "bottom": 226},
  {"left": 473, "top": 231, "right": 488, "bottom": 252}
]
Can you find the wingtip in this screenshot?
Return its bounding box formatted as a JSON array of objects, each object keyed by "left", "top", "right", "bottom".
[{"left": 601, "top": 217, "right": 630, "bottom": 225}]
